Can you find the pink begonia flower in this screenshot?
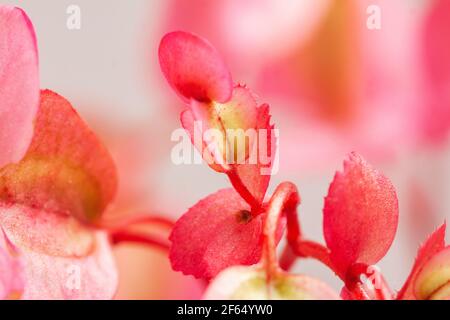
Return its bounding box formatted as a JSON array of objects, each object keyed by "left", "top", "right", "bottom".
[
  {"left": 0, "top": 6, "right": 39, "bottom": 167},
  {"left": 162, "top": 0, "right": 330, "bottom": 74},
  {"left": 160, "top": 31, "right": 278, "bottom": 279},
  {"left": 160, "top": 31, "right": 275, "bottom": 210},
  {"left": 158, "top": 30, "right": 449, "bottom": 298},
  {"left": 0, "top": 90, "right": 119, "bottom": 300},
  {"left": 0, "top": 6, "right": 118, "bottom": 299}
]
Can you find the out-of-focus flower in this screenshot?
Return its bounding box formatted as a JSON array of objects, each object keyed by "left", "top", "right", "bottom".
[
  {"left": 0, "top": 5, "right": 39, "bottom": 167},
  {"left": 0, "top": 6, "right": 118, "bottom": 299},
  {"left": 162, "top": 0, "right": 330, "bottom": 75},
  {"left": 161, "top": 0, "right": 449, "bottom": 166},
  {"left": 421, "top": 0, "right": 450, "bottom": 141}
]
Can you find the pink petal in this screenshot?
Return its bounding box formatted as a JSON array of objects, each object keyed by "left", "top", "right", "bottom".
[
  {"left": 181, "top": 86, "right": 259, "bottom": 170},
  {"left": 0, "top": 6, "right": 40, "bottom": 167},
  {"left": 0, "top": 90, "right": 118, "bottom": 225},
  {"left": 181, "top": 86, "right": 275, "bottom": 206},
  {"left": 232, "top": 103, "right": 275, "bottom": 206},
  {"left": 0, "top": 228, "right": 24, "bottom": 299},
  {"left": 0, "top": 205, "right": 117, "bottom": 300},
  {"left": 159, "top": 31, "right": 233, "bottom": 103},
  {"left": 169, "top": 189, "right": 264, "bottom": 279},
  {"left": 204, "top": 266, "right": 340, "bottom": 300},
  {"left": 323, "top": 152, "right": 399, "bottom": 275},
  {"left": 398, "top": 223, "right": 446, "bottom": 300}
]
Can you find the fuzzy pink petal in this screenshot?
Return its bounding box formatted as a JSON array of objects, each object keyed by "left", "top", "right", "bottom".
[
  {"left": 398, "top": 223, "right": 446, "bottom": 300},
  {"left": 0, "top": 228, "right": 24, "bottom": 299},
  {"left": 0, "top": 90, "right": 118, "bottom": 225},
  {"left": 0, "top": 205, "right": 117, "bottom": 300},
  {"left": 0, "top": 6, "right": 39, "bottom": 167},
  {"left": 159, "top": 31, "right": 232, "bottom": 103},
  {"left": 169, "top": 189, "right": 264, "bottom": 279},
  {"left": 323, "top": 152, "right": 399, "bottom": 275},
  {"left": 20, "top": 233, "right": 117, "bottom": 300}
]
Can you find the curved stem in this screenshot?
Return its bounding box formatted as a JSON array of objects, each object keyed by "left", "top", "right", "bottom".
[
  {"left": 262, "top": 182, "right": 300, "bottom": 279},
  {"left": 291, "top": 240, "right": 336, "bottom": 273},
  {"left": 111, "top": 231, "right": 170, "bottom": 252},
  {"left": 106, "top": 214, "right": 175, "bottom": 232}
]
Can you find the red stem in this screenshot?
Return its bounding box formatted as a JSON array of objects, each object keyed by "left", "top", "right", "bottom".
[
  {"left": 105, "top": 214, "right": 175, "bottom": 232},
  {"left": 262, "top": 182, "right": 300, "bottom": 279},
  {"left": 279, "top": 245, "right": 297, "bottom": 271},
  {"left": 111, "top": 231, "right": 170, "bottom": 252},
  {"left": 291, "top": 240, "right": 337, "bottom": 274}
]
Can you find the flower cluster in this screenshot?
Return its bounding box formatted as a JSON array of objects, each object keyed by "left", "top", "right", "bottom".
[
  {"left": 0, "top": 4, "right": 448, "bottom": 300},
  {"left": 159, "top": 31, "right": 449, "bottom": 300}
]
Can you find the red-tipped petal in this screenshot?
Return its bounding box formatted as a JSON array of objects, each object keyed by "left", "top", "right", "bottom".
[
  {"left": 323, "top": 152, "right": 399, "bottom": 275},
  {"left": 169, "top": 189, "right": 264, "bottom": 279},
  {"left": 398, "top": 223, "right": 446, "bottom": 300},
  {"left": 159, "top": 31, "right": 232, "bottom": 103},
  {"left": 0, "top": 228, "right": 24, "bottom": 299},
  {"left": 0, "top": 6, "right": 39, "bottom": 167},
  {"left": 0, "top": 90, "right": 118, "bottom": 224}
]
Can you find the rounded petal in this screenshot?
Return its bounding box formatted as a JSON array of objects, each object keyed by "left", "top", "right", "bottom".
[
  {"left": 0, "top": 6, "right": 40, "bottom": 167},
  {"left": 169, "top": 189, "right": 264, "bottom": 279},
  {"left": 0, "top": 90, "right": 118, "bottom": 224},
  {"left": 159, "top": 31, "right": 233, "bottom": 103},
  {"left": 323, "top": 152, "right": 399, "bottom": 274},
  {"left": 204, "top": 266, "right": 340, "bottom": 300}
]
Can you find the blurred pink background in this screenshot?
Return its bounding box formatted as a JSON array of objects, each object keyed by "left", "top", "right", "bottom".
[{"left": 4, "top": 0, "right": 449, "bottom": 299}]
